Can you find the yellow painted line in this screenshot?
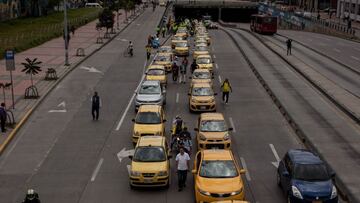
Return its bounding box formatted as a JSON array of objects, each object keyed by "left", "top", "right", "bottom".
[{"left": 0, "top": 108, "right": 34, "bottom": 155}]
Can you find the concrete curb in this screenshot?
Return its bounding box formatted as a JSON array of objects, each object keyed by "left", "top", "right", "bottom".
[
  {"left": 0, "top": 9, "right": 145, "bottom": 156},
  {"left": 220, "top": 24, "right": 356, "bottom": 202}
]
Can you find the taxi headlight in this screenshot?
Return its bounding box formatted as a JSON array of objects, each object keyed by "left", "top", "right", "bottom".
[
  {"left": 158, "top": 171, "right": 168, "bottom": 176},
  {"left": 230, "top": 188, "right": 242, "bottom": 196},
  {"left": 291, "top": 186, "right": 303, "bottom": 199},
  {"left": 130, "top": 171, "right": 141, "bottom": 177},
  {"left": 134, "top": 132, "right": 140, "bottom": 137},
  {"left": 330, "top": 185, "right": 337, "bottom": 199},
  {"left": 209, "top": 98, "right": 215, "bottom": 103},
  {"left": 199, "top": 133, "right": 206, "bottom": 141},
  {"left": 223, "top": 133, "right": 230, "bottom": 140},
  {"left": 199, "top": 189, "right": 211, "bottom": 196},
  {"left": 191, "top": 97, "right": 197, "bottom": 102}
]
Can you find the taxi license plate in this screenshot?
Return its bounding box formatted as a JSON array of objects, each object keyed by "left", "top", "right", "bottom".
[
  {"left": 200, "top": 106, "right": 206, "bottom": 110},
  {"left": 312, "top": 201, "right": 322, "bottom": 203},
  {"left": 144, "top": 179, "right": 153, "bottom": 183}
]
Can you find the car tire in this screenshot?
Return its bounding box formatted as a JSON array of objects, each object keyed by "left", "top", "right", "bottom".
[
  {"left": 130, "top": 183, "right": 135, "bottom": 190},
  {"left": 277, "top": 172, "right": 281, "bottom": 187},
  {"left": 287, "top": 193, "right": 291, "bottom": 203}
]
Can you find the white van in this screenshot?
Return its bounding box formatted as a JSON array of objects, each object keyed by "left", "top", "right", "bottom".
[{"left": 85, "top": 3, "right": 102, "bottom": 8}]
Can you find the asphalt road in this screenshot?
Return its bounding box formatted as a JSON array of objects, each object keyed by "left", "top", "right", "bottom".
[
  {"left": 277, "top": 30, "right": 360, "bottom": 70},
  {"left": 0, "top": 8, "right": 359, "bottom": 203}
]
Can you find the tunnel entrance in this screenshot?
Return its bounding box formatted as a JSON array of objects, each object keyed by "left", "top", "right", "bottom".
[{"left": 173, "top": 7, "right": 258, "bottom": 23}]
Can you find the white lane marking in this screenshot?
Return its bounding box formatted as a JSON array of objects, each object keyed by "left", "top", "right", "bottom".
[
  {"left": 117, "top": 148, "right": 135, "bottom": 163},
  {"left": 213, "top": 54, "right": 216, "bottom": 59},
  {"left": 354, "top": 47, "right": 360, "bottom": 51},
  {"left": 79, "top": 66, "right": 103, "bottom": 74},
  {"left": 115, "top": 56, "right": 157, "bottom": 131},
  {"left": 48, "top": 109, "right": 67, "bottom": 113},
  {"left": 58, "top": 101, "right": 66, "bottom": 108},
  {"left": 351, "top": 56, "right": 360, "bottom": 61},
  {"left": 91, "top": 158, "right": 104, "bottom": 182},
  {"left": 218, "top": 75, "right": 222, "bottom": 84},
  {"left": 333, "top": 48, "right": 340, "bottom": 53},
  {"left": 270, "top": 144, "right": 281, "bottom": 168},
  {"left": 176, "top": 93, "right": 179, "bottom": 103},
  {"left": 215, "top": 64, "right": 219, "bottom": 69},
  {"left": 229, "top": 117, "right": 236, "bottom": 133},
  {"left": 240, "top": 157, "right": 251, "bottom": 181}
]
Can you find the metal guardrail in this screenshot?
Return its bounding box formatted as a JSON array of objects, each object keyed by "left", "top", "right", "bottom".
[{"left": 173, "top": 0, "right": 258, "bottom": 7}]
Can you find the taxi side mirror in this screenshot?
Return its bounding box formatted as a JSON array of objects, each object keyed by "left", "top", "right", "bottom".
[
  {"left": 214, "top": 93, "right": 218, "bottom": 96},
  {"left": 168, "top": 155, "right": 172, "bottom": 159},
  {"left": 194, "top": 128, "right": 199, "bottom": 131},
  {"left": 189, "top": 76, "right": 192, "bottom": 79},
  {"left": 239, "top": 169, "right": 246, "bottom": 174},
  {"left": 188, "top": 93, "right": 191, "bottom": 96},
  {"left": 228, "top": 127, "right": 233, "bottom": 131},
  {"left": 132, "top": 119, "right": 135, "bottom": 122},
  {"left": 128, "top": 155, "right": 133, "bottom": 160},
  {"left": 192, "top": 169, "right": 197, "bottom": 174},
  {"left": 163, "top": 119, "right": 167, "bottom": 122}
]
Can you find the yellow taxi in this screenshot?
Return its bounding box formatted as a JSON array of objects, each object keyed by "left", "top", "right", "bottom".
[
  {"left": 192, "top": 150, "right": 246, "bottom": 203},
  {"left": 194, "top": 113, "right": 233, "bottom": 150},
  {"left": 174, "top": 40, "right": 189, "bottom": 56},
  {"left": 129, "top": 136, "right": 171, "bottom": 188},
  {"left": 158, "top": 46, "right": 173, "bottom": 59},
  {"left": 176, "top": 27, "right": 188, "bottom": 39},
  {"left": 189, "top": 83, "right": 216, "bottom": 112},
  {"left": 196, "top": 34, "right": 211, "bottom": 45},
  {"left": 190, "top": 69, "right": 213, "bottom": 86},
  {"left": 171, "top": 34, "right": 186, "bottom": 49},
  {"left": 196, "top": 55, "right": 214, "bottom": 74},
  {"left": 154, "top": 53, "right": 172, "bottom": 72},
  {"left": 146, "top": 65, "right": 167, "bottom": 87},
  {"left": 196, "top": 38, "right": 208, "bottom": 46},
  {"left": 193, "top": 45, "right": 210, "bottom": 58},
  {"left": 132, "top": 105, "right": 166, "bottom": 144}
]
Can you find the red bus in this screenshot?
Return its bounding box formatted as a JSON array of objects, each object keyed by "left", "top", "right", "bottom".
[{"left": 250, "top": 14, "right": 277, "bottom": 35}]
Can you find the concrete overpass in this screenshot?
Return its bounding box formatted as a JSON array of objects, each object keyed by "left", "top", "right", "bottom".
[{"left": 172, "top": 0, "right": 259, "bottom": 22}]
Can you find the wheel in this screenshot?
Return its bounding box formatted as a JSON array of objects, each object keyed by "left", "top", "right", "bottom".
[
  {"left": 277, "top": 172, "right": 281, "bottom": 187},
  {"left": 287, "top": 193, "right": 291, "bottom": 203}
]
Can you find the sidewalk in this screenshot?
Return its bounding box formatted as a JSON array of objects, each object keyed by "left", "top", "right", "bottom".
[{"left": 0, "top": 8, "right": 144, "bottom": 154}]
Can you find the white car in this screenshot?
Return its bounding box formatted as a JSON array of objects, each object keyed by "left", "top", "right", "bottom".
[{"left": 134, "top": 80, "right": 166, "bottom": 112}]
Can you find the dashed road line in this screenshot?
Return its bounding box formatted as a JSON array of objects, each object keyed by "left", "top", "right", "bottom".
[
  {"left": 213, "top": 54, "right": 216, "bottom": 59},
  {"left": 351, "top": 56, "right": 360, "bottom": 61},
  {"left": 240, "top": 157, "right": 252, "bottom": 181},
  {"left": 176, "top": 93, "right": 179, "bottom": 103},
  {"left": 218, "top": 75, "right": 222, "bottom": 84},
  {"left": 91, "top": 158, "right": 104, "bottom": 182},
  {"left": 229, "top": 117, "right": 236, "bottom": 132},
  {"left": 215, "top": 63, "right": 219, "bottom": 69}
]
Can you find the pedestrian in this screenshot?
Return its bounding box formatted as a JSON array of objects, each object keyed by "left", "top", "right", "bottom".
[
  {"left": 91, "top": 91, "right": 101, "bottom": 120},
  {"left": 317, "top": 11, "right": 320, "bottom": 20},
  {"left": 191, "top": 60, "right": 197, "bottom": 73},
  {"left": 146, "top": 45, "right": 152, "bottom": 60},
  {"left": 0, "top": 103, "right": 7, "bottom": 133},
  {"left": 156, "top": 26, "right": 160, "bottom": 37},
  {"left": 221, "top": 78, "right": 232, "bottom": 104},
  {"left": 286, "top": 38, "right": 292, "bottom": 55},
  {"left": 162, "top": 27, "right": 166, "bottom": 38},
  {"left": 70, "top": 25, "right": 76, "bottom": 35},
  {"left": 176, "top": 147, "right": 190, "bottom": 191},
  {"left": 172, "top": 62, "right": 179, "bottom": 82},
  {"left": 347, "top": 20, "right": 352, "bottom": 31},
  {"left": 147, "top": 35, "right": 152, "bottom": 45},
  {"left": 179, "top": 57, "right": 188, "bottom": 83}
]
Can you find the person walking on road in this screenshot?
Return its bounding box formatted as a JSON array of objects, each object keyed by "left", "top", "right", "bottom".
[
  {"left": 191, "top": 59, "right": 197, "bottom": 73},
  {"left": 91, "top": 92, "right": 102, "bottom": 121},
  {"left": 172, "top": 62, "right": 179, "bottom": 83},
  {"left": 176, "top": 147, "right": 190, "bottom": 191},
  {"left": 146, "top": 45, "right": 152, "bottom": 60},
  {"left": 286, "top": 38, "right": 292, "bottom": 55},
  {"left": 0, "top": 103, "right": 7, "bottom": 133},
  {"left": 179, "top": 57, "right": 188, "bottom": 83},
  {"left": 221, "top": 78, "right": 232, "bottom": 104},
  {"left": 162, "top": 27, "right": 167, "bottom": 38}
]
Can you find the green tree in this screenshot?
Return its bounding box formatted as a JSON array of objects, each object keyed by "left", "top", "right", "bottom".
[{"left": 21, "top": 58, "right": 42, "bottom": 87}]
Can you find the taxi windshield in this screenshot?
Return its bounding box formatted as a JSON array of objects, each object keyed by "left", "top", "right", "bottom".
[
  {"left": 139, "top": 85, "right": 161, "bottom": 94},
  {"left": 176, "top": 42, "right": 188, "bottom": 47},
  {"left": 135, "top": 112, "right": 161, "bottom": 124},
  {"left": 148, "top": 69, "right": 165, "bottom": 75},
  {"left": 200, "top": 120, "right": 227, "bottom": 132},
  {"left": 133, "top": 147, "right": 166, "bottom": 162},
  {"left": 192, "top": 87, "right": 212, "bottom": 96},
  {"left": 159, "top": 47, "right": 171, "bottom": 52},
  {"left": 197, "top": 58, "right": 211, "bottom": 64},
  {"left": 200, "top": 160, "right": 238, "bottom": 178},
  {"left": 195, "top": 46, "right": 208, "bottom": 51},
  {"left": 173, "top": 36, "right": 183, "bottom": 40},
  {"left": 193, "top": 71, "right": 210, "bottom": 79}
]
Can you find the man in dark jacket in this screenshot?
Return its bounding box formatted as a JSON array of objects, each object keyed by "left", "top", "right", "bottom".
[
  {"left": 22, "top": 189, "right": 41, "bottom": 203},
  {"left": 0, "top": 103, "right": 7, "bottom": 132},
  {"left": 91, "top": 92, "right": 102, "bottom": 120}
]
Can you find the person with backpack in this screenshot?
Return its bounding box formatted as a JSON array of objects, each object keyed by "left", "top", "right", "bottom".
[
  {"left": 179, "top": 57, "right": 188, "bottom": 83},
  {"left": 221, "top": 78, "right": 232, "bottom": 104},
  {"left": 172, "top": 61, "right": 179, "bottom": 82}
]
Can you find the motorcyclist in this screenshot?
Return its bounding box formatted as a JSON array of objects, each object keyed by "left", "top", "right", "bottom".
[
  {"left": 179, "top": 127, "right": 192, "bottom": 155},
  {"left": 172, "top": 115, "right": 183, "bottom": 136},
  {"left": 23, "top": 189, "right": 41, "bottom": 203},
  {"left": 128, "top": 41, "right": 133, "bottom": 56}
]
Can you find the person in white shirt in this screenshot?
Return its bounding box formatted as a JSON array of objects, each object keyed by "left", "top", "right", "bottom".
[{"left": 176, "top": 147, "right": 190, "bottom": 191}]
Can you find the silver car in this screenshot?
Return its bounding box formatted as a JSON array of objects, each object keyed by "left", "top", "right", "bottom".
[{"left": 134, "top": 80, "right": 166, "bottom": 112}]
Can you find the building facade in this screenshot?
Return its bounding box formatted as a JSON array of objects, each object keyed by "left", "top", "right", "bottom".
[{"left": 337, "top": 0, "right": 360, "bottom": 21}]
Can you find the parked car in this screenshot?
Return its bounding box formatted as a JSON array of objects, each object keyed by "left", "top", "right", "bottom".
[
  {"left": 277, "top": 149, "right": 338, "bottom": 203},
  {"left": 134, "top": 80, "right": 166, "bottom": 112}
]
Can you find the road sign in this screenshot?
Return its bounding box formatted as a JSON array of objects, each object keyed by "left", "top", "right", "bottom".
[{"left": 5, "top": 50, "right": 15, "bottom": 71}]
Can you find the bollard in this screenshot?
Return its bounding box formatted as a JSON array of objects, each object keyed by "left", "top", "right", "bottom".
[
  {"left": 76, "top": 48, "right": 85, "bottom": 57},
  {"left": 45, "top": 68, "right": 58, "bottom": 80},
  {"left": 6, "top": 110, "right": 15, "bottom": 126}
]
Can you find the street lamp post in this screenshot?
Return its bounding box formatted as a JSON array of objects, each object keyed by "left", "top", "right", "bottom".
[{"left": 64, "top": 0, "right": 70, "bottom": 66}]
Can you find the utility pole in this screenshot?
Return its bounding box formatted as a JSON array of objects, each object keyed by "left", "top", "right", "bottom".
[{"left": 64, "top": 0, "right": 70, "bottom": 66}]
